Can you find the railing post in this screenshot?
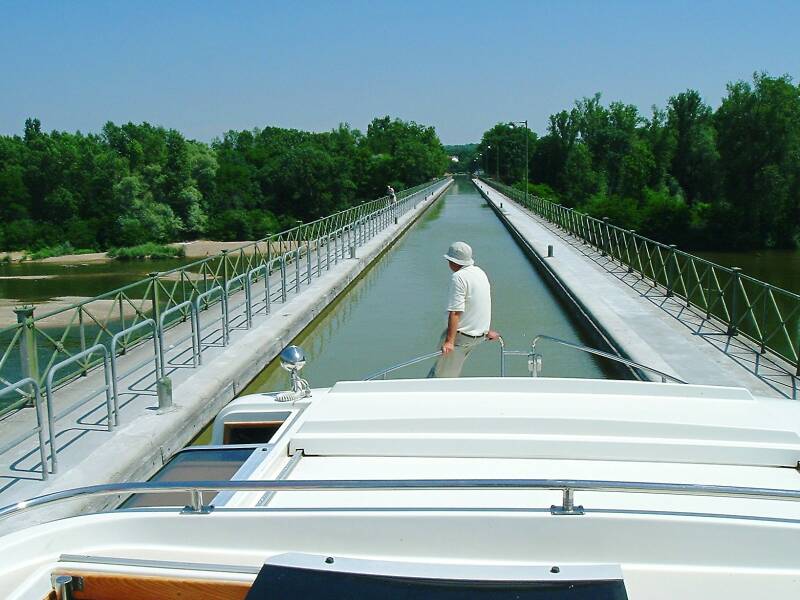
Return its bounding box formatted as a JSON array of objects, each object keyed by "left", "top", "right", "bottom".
[
  {"left": 627, "top": 231, "right": 636, "bottom": 273},
  {"left": 149, "top": 272, "right": 164, "bottom": 377},
  {"left": 334, "top": 231, "right": 339, "bottom": 265},
  {"left": 280, "top": 255, "right": 287, "bottom": 303},
  {"left": 326, "top": 234, "right": 331, "bottom": 270},
  {"left": 13, "top": 306, "right": 38, "bottom": 388},
  {"left": 666, "top": 244, "right": 677, "bottom": 297},
  {"left": 316, "top": 237, "right": 321, "bottom": 278},
  {"left": 601, "top": 217, "right": 609, "bottom": 256},
  {"left": 221, "top": 249, "right": 230, "bottom": 290},
  {"left": 117, "top": 296, "right": 126, "bottom": 352},
  {"left": 157, "top": 376, "right": 174, "bottom": 413},
  {"left": 220, "top": 250, "right": 232, "bottom": 343},
  {"left": 244, "top": 275, "right": 253, "bottom": 328},
  {"left": 295, "top": 245, "right": 301, "bottom": 293},
  {"left": 78, "top": 306, "right": 87, "bottom": 376},
  {"left": 306, "top": 238, "right": 312, "bottom": 284},
  {"left": 727, "top": 267, "right": 742, "bottom": 336},
  {"left": 550, "top": 488, "right": 584, "bottom": 515}
]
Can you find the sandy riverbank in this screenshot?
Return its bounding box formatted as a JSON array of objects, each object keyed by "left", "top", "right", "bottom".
[
  {"left": 0, "top": 240, "right": 268, "bottom": 266},
  {"left": 0, "top": 296, "right": 154, "bottom": 328},
  {"left": 0, "top": 251, "right": 112, "bottom": 265},
  {"left": 173, "top": 240, "right": 301, "bottom": 258}
]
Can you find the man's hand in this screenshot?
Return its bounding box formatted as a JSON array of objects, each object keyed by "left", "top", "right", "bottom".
[
  {"left": 485, "top": 330, "right": 500, "bottom": 341},
  {"left": 442, "top": 340, "right": 455, "bottom": 354}
]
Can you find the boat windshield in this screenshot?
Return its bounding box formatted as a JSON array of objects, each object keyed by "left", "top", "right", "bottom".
[{"left": 246, "top": 563, "right": 628, "bottom": 599}]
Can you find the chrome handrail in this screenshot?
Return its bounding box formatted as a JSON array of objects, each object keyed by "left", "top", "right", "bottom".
[
  {"left": 364, "top": 351, "right": 442, "bottom": 380},
  {"left": 530, "top": 335, "right": 686, "bottom": 384},
  {"left": 364, "top": 334, "right": 684, "bottom": 384},
  {"left": 2, "top": 477, "right": 800, "bottom": 521}
]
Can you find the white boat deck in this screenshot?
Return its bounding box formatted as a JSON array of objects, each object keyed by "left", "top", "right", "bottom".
[{"left": 3, "top": 377, "right": 800, "bottom": 599}]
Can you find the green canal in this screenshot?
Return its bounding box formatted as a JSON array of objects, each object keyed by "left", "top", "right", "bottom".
[{"left": 243, "top": 176, "right": 606, "bottom": 394}]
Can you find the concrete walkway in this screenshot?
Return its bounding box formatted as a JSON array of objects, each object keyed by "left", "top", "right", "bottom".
[
  {"left": 474, "top": 179, "right": 797, "bottom": 400},
  {"left": 0, "top": 179, "right": 452, "bottom": 531}
]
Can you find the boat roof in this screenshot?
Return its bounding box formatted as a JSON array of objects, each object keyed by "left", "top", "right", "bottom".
[{"left": 287, "top": 378, "right": 800, "bottom": 468}]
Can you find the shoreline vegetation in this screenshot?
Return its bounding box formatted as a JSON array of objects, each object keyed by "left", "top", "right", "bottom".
[
  {"left": 107, "top": 243, "right": 184, "bottom": 261},
  {"left": 0, "top": 115, "right": 449, "bottom": 257},
  {"left": 457, "top": 73, "right": 800, "bottom": 252}
]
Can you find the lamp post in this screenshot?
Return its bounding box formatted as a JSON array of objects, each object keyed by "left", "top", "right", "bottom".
[
  {"left": 510, "top": 120, "right": 529, "bottom": 205},
  {"left": 485, "top": 146, "right": 490, "bottom": 176}
]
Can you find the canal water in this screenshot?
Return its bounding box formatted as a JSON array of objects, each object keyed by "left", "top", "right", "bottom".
[{"left": 243, "top": 176, "right": 605, "bottom": 394}]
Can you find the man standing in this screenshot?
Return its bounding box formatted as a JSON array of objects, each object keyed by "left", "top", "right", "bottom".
[{"left": 429, "top": 241, "right": 497, "bottom": 378}]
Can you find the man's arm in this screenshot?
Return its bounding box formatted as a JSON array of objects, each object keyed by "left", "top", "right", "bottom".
[{"left": 442, "top": 311, "right": 461, "bottom": 354}]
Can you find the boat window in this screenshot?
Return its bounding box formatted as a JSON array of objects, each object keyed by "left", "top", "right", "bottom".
[
  {"left": 246, "top": 564, "right": 628, "bottom": 599},
  {"left": 119, "top": 447, "right": 254, "bottom": 508},
  {"left": 223, "top": 411, "right": 292, "bottom": 444}
]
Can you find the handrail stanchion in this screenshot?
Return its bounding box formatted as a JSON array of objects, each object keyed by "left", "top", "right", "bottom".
[
  {"left": 295, "top": 245, "right": 301, "bottom": 293},
  {"left": 110, "top": 319, "right": 159, "bottom": 424},
  {"left": 0, "top": 378, "right": 52, "bottom": 478},
  {"left": 247, "top": 264, "right": 270, "bottom": 316},
  {"left": 159, "top": 301, "right": 200, "bottom": 372},
  {"left": 45, "top": 344, "right": 115, "bottom": 472},
  {"left": 316, "top": 237, "right": 321, "bottom": 278},
  {"left": 280, "top": 254, "right": 287, "bottom": 303},
  {"left": 194, "top": 286, "right": 226, "bottom": 363},
  {"left": 306, "top": 238, "right": 312, "bottom": 283},
  {"left": 326, "top": 234, "right": 331, "bottom": 271}
]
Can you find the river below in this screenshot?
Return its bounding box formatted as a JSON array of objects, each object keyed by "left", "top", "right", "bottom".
[{"left": 694, "top": 250, "right": 800, "bottom": 293}]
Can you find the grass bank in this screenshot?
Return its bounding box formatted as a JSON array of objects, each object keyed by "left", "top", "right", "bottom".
[
  {"left": 108, "top": 243, "right": 186, "bottom": 260},
  {"left": 24, "top": 243, "right": 98, "bottom": 261}
]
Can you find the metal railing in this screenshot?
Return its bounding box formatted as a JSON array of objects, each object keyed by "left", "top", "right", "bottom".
[
  {"left": 365, "top": 351, "right": 442, "bottom": 380},
  {"left": 527, "top": 335, "right": 686, "bottom": 384},
  {"left": 365, "top": 334, "right": 684, "bottom": 383},
  {"left": 0, "top": 379, "right": 52, "bottom": 479},
  {"left": 2, "top": 477, "right": 800, "bottom": 522},
  {"left": 0, "top": 178, "right": 450, "bottom": 475},
  {"left": 479, "top": 177, "right": 800, "bottom": 376}
]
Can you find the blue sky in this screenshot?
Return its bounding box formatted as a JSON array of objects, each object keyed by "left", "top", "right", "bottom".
[{"left": 0, "top": 1, "right": 797, "bottom": 144}]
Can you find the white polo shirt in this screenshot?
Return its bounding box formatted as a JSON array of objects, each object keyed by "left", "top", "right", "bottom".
[{"left": 446, "top": 264, "right": 491, "bottom": 336}]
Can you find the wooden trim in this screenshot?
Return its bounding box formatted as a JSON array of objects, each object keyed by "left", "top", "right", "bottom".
[{"left": 52, "top": 571, "right": 251, "bottom": 600}]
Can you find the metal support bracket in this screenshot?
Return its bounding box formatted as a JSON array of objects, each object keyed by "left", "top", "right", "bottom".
[
  {"left": 181, "top": 489, "right": 215, "bottom": 515},
  {"left": 550, "top": 488, "right": 584, "bottom": 515}
]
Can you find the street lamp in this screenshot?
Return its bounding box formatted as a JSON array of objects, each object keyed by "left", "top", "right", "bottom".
[
  {"left": 510, "top": 120, "right": 529, "bottom": 205},
  {"left": 487, "top": 143, "right": 500, "bottom": 181}
]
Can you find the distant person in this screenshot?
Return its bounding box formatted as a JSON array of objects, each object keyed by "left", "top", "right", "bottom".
[
  {"left": 387, "top": 185, "right": 397, "bottom": 204},
  {"left": 429, "top": 241, "right": 498, "bottom": 378}
]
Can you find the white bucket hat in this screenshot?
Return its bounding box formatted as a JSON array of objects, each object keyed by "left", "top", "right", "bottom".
[{"left": 444, "top": 241, "right": 474, "bottom": 266}]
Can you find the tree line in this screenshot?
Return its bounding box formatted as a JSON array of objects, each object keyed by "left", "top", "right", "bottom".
[
  {"left": 0, "top": 116, "right": 449, "bottom": 252},
  {"left": 475, "top": 73, "right": 800, "bottom": 250}
]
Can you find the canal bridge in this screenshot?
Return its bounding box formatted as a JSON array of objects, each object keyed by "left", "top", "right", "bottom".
[{"left": 0, "top": 175, "right": 797, "bottom": 530}]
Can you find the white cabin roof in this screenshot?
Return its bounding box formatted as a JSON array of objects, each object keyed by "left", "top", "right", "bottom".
[{"left": 288, "top": 378, "right": 800, "bottom": 467}]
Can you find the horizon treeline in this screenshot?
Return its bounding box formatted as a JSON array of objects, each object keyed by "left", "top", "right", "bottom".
[
  {"left": 475, "top": 73, "right": 800, "bottom": 251},
  {"left": 0, "top": 116, "right": 449, "bottom": 252}
]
